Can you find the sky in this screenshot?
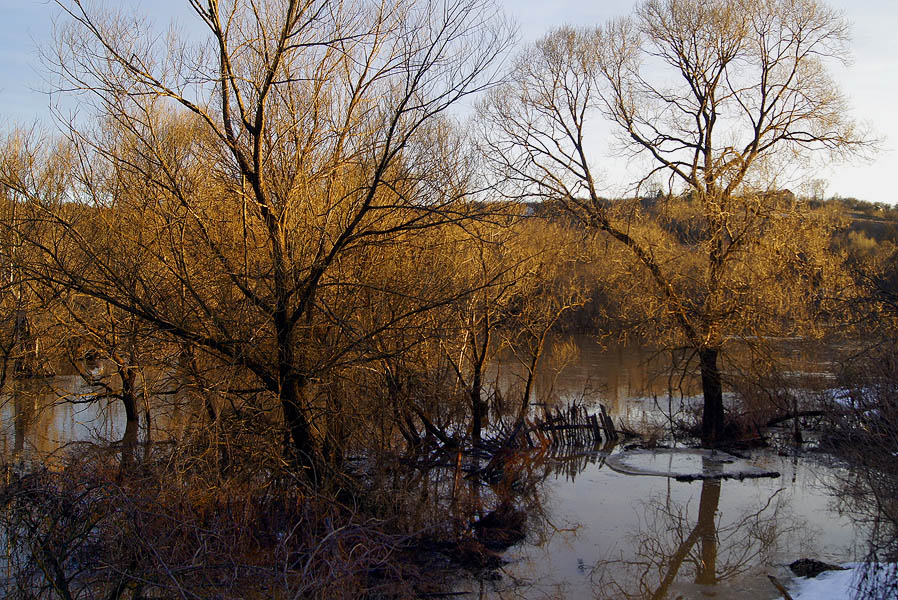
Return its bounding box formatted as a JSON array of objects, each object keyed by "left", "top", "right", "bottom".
[{"left": 1, "top": 0, "right": 895, "bottom": 204}]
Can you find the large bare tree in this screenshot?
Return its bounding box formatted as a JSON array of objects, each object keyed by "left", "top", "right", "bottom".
[
  {"left": 482, "top": 0, "right": 867, "bottom": 444},
  {"left": 1, "top": 0, "right": 512, "bottom": 478}
]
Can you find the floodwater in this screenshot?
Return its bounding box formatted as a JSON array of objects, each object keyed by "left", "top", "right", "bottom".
[
  {"left": 0, "top": 375, "right": 125, "bottom": 465},
  {"left": 468, "top": 449, "right": 862, "bottom": 599},
  {"left": 475, "top": 337, "right": 866, "bottom": 599},
  {"left": 0, "top": 364, "right": 188, "bottom": 469},
  {"left": 0, "top": 339, "right": 872, "bottom": 600}
]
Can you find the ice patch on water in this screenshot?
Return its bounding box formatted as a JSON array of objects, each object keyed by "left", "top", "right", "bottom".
[{"left": 606, "top": 448, "right": 781, "bottom": 481}]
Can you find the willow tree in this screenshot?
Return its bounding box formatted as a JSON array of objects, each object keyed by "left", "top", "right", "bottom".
[
  {"left": 482, "top": 0, "right": 867, "bottom": 444},
  {"left": 1, "top": 0, "right": 511, "bottom": 478}
]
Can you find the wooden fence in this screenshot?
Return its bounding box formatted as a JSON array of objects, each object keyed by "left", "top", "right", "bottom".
[{"left": 500, "top": 402, "right": 618, "bottom": 450}]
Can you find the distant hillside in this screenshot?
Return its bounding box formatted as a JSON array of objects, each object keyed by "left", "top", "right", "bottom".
[{"left": 820, "top": 197, "right": 898, "bottom": 244}]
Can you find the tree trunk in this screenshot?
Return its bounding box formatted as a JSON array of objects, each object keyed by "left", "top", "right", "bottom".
[
  {"left": 470, "top": 315, "right": 491, "bottom": 444},
  {"left": 120, "top": 418, "right": 139, "bottom": 474},
  {"left": 119, "top": 367, "right": 140, "bottom": 473},
  {"left": 275, "top": 301, "right": 323, "bottom": 481},
  {"left": 281, "top": 375, "right": 321, "bottom": 482},
  {"left": 471, "top": 375, "right": 484, "bottom": 444},
  {"left": 699, "top": 348, "right": 725, "bottom": 446},
  {"left": 12, "top": 310, "right": 34, "bottom": 377},
  {"left": 12, "top": 384, "right": 31, "bottom": 455},
  {"left": 120, "top": 366, "right": 139, "bottom": 424},
  {"left": 518, "top": 331, "right": 548, "bottom": 424}
]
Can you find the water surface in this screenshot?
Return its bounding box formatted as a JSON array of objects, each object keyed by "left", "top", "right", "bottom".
[
  {"left": 0, "top": 340, "right": 869, "bottom": 600},
  {"left": 473, "top": 449, "right": 861, "bottom": 599}
]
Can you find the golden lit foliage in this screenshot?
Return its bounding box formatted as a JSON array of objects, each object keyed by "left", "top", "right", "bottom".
[{"left": 480, "top": 0, "right": 868, "bottom": 444}]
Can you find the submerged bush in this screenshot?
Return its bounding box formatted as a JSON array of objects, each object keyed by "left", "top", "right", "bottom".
[
  {"left": 823, "top": 344, "right": 898, "bottom": 599},
  {"left": 0, "top": 447, "right": 445, "bottom": 599}
]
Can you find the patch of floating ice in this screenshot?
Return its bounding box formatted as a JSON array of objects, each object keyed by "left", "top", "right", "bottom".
[{"left": 605, "top": 448, "right": 780, "bottom": 481}]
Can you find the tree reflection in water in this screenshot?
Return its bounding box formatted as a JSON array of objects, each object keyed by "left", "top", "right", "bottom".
[
  {"left": 461, "top": 446, "right": 620, "bottom": 600},
  {"left": 589, "top": 459, "right": 808, "bottom": 600}
]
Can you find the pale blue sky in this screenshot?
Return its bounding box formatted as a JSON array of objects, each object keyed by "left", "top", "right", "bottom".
[{"left": 1, "top": 0, "right": 895, "bottom": 203}]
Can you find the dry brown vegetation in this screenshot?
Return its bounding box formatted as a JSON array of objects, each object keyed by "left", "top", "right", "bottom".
[
  {"left": 0, "top": 0, "right": 894, "bottom": 597},
  {"left": 480, "top": 0, "right": 869, "bottom": 445}
]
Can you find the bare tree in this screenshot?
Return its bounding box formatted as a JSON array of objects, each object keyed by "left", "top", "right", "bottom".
[
  {"left": 439, "top": 218, "right": 523, "bottom": 443},
  {"left": 0, "top": 131, "right": 68, "bottom": 386},
  {"left": 500, "top": 217, "right": 587, "bottom": 424},
  {"left": 481, "top": 0, "right": 867, "bottom": 444},
  {"left": 1, "top": 0, "right": 512, "bottom": 478}
]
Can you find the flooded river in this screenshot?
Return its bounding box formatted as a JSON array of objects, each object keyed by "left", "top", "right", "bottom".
[
  {"left": 478, "top": 338, "right": 869, "bottom": 599},
  {"left": 0, "top": 339, "right": 878, "bottom": 599}
]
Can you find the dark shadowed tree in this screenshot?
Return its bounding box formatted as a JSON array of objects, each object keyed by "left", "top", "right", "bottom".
[{"left": 1, "top": 0, "right": 512, "bottom": 479}]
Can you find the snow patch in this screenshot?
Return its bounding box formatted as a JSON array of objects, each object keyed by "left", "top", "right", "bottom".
[{"left": 779, "top": 563, "right": 898, "bottom": 600}]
